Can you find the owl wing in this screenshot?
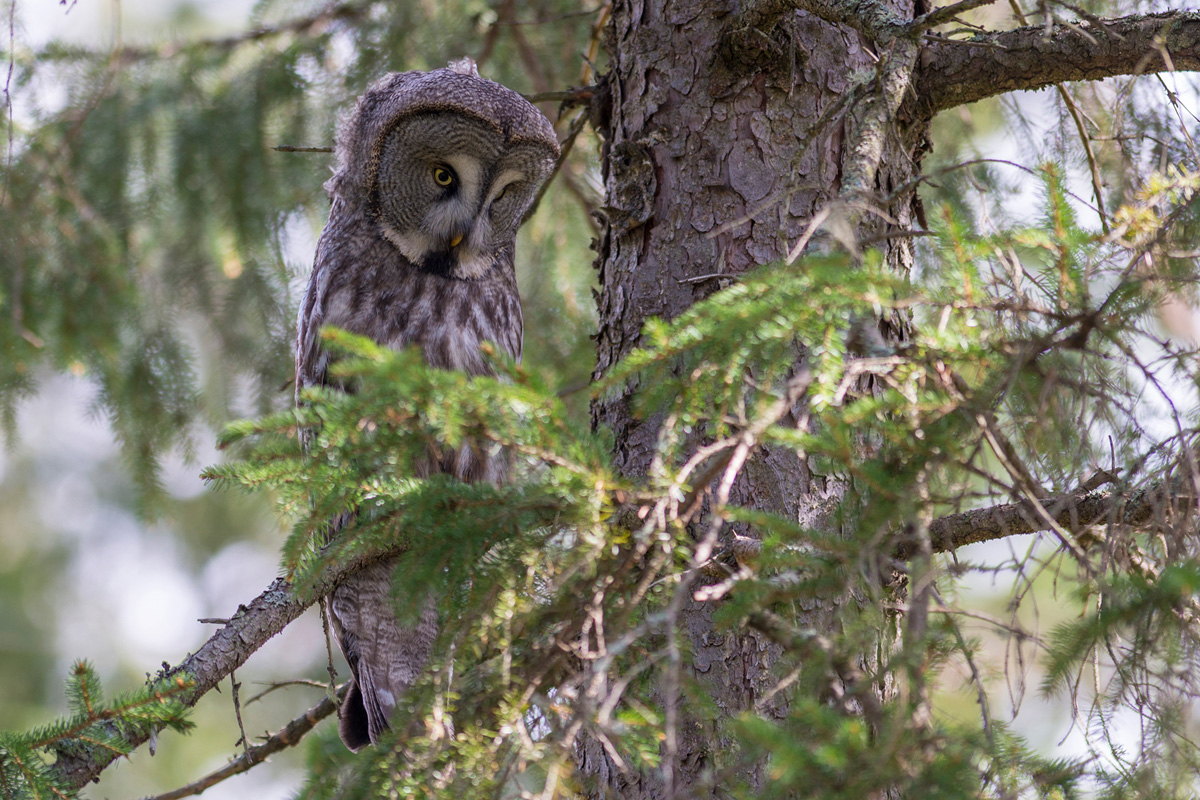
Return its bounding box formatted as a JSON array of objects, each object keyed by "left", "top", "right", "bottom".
[{"left": 294, "top": 216, "right": 340, "bottom": 396}]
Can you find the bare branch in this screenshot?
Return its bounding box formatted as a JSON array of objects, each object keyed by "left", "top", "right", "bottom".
[
  {"left": 894, "top": 476, "right": 1197, "bottom": 560},
  {"left": 523, "top": 111, "right": 589, "bottom": 225},
  {"left": 141, "top": 684, "right": 348, "bottom": 800},
  {"left": 230, "top": 671, "right": 249, "bottom": 757},
  {"left": 273, "top": 145, "right": 333, "bottom": 153},
  {"left": 839, "top": 37, "right": 921, "bottom": 205},
  {"left": 911, "top": 0, "right": 1001, "bottom": 32},
  {"left": 917, "top": 11, "right": 1200, "bottom": 117},
  {"left": 522, "top": 87, "right": 596, "bottom": 107},
  {"left": 244, "top": 679, "right": 329, "bottom": 706}
]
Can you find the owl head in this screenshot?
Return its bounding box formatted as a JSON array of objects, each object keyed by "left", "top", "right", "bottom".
[{"left": 328, "top": 61, "right": 560, "bottom": 280}]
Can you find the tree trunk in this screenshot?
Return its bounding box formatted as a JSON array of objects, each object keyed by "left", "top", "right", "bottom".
[{"left": 585, "top": 0, "right": 924, "bottom": 794}]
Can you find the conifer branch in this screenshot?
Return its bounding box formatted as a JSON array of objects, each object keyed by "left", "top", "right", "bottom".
[
  {"left": 140, "top": 685, "right": 347, "bottom": 800},
  {"left": 894, "top": 474, "right": 1197, "bottom": 559},
  {"left": 46, "top": 549, "right": 403, "bottom": 791},
  {"left": 917, "top": 12, "right": 1200, "bottom": 117}
]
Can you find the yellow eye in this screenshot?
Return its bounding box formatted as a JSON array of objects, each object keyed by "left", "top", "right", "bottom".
[{"left": 433, "top": 167, "right": 454, "bottom": 187}]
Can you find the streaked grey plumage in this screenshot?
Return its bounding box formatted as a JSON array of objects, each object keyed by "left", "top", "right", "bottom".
[{"left": 295, "top": 61, "right": 558, "bottom": 751}]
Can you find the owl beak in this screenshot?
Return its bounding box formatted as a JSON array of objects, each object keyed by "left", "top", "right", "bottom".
[{"left": 449, "top": 233, "right": 464, "bottom": 248}]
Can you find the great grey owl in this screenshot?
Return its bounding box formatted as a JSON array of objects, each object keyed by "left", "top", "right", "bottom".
[{"left": 294, "top": 60, "right": 559, "bottom": 751}]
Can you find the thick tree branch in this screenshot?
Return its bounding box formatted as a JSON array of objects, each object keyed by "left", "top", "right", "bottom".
[
  {"left": 895, "top": 476, "right": 1197, "bottom": 560},
  {"left": 47, "top": 548, "right": 401, "bottom": 791},
  {"left": 840, "top": 38, "right": 921, "bottom": 205},
  {"left": 917, "top": 11, "right": 1200, "bottom": 117}
]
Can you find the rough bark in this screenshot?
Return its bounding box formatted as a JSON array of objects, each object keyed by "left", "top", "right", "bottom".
[{"left": 585, "top": 0, "right": 922, "bottom": 794}]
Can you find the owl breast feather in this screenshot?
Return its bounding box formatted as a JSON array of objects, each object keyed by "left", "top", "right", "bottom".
[{"left": 297, "top": 211, "right": 523, "bottom": 386}]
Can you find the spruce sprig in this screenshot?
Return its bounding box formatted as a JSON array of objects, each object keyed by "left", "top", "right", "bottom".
[{"left": 0, "top": 661, "right": 193, "bottom": 800}]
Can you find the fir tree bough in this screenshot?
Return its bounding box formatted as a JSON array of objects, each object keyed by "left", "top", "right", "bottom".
[{"left": 0, "top": 662, "right": 192, "bottom": 800}]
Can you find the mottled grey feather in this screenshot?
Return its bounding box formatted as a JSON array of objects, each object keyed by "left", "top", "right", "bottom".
[{"left": 294, "top": 63, "right": 558, "bottom": 751}]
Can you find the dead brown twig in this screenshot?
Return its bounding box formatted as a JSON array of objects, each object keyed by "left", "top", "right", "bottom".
[{"left": 140, "top": 684, "right": 349, "bottom": 800}]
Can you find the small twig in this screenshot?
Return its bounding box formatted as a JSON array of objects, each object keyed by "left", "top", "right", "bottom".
[
  {"left": 229, "top": 670, "right": 250, "bottom": 757},
  {"left": 938, "top": 592, "right": 996, "bottom": 748},
  {"left": 2, "top": 0, "right": 15, "bottom": 208},
  {"left": 921, "top": 31, "right": 1008, "bottom": 49},
  {"left": 785, "top": 204, "right": 835, "bottom": 263},
  {"left": 197, "top": 617, "right": 230, "bottom": 625},
  {"left": 475, "top": 0, "right": 513, "bottom": 72},
  {"left": 555, "top": 377, "right": 593, "bottom": 398},
  {"left": 580, "top": 1, "right": 611, "bottom": 87},
  {"left": 273, "top": 145, "right": 333, "bottom": 153},
  {"left": 1051, "top": 0, "right": 1124, "bottom": 41},
  {"left": 508, "top": 15, "right": 553, "bottom": 99},
  {"left": 522, "top": 87, "right": 596, "bottom": 106},
  {"left": 139, "top": 684, "right": 349, "bottom": 800},
  {"left": 678, "top": 361, "right": 815, "bottom": 523},
  {"left": 1056, "top": 83, "right": 1109, "bottom": 233},
  {"left": 679, "top": 272, "right": 740, "bottom": 285},
  {"left": 498, "top": 6, "right": 603, "bottom": 25},
  {"left": 523, "top": 110, "right": 588, "bottom": 224},
  {"left": 910, "top": 0, "right": 1001, "bottom": 32},
  {"left": 319, "top": 597, "right": 341, "bottom": 708},
  {"left": 243, "top": 679, "right": 328, "bottom": 707}
]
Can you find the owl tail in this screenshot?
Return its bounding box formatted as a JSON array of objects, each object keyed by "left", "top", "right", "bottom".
[
  {"left": 328, "top": 564, "right": 438, "bottom": 751},
  {"left": 338, "top": 680, "right": 374, "bottom": 752},
  {"left": 338, "top": 668, "right": 393, "bottom": 751}
]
